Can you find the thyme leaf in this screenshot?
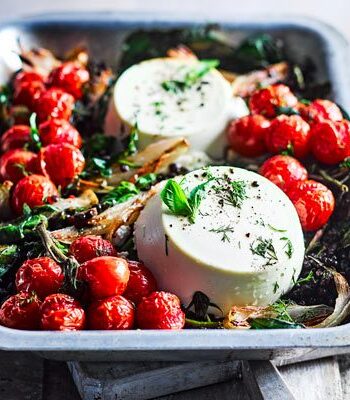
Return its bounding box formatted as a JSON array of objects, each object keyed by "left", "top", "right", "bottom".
[
  {"left": 250, "top": 237, "right": 278, "bottom": 266},
  {"left": 209, "top": 225, "right": 235, "bottom": 242}
]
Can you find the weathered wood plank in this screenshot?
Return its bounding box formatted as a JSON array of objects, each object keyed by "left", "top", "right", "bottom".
[
  {"left": 0, "top": 351, "right": 43, "bottom": 400},
  {"left": 279, "top": 357, "right": 343, "bottom": 400},
  {"left": 42, "top": 359, "right": 80, "bottom": 400}
]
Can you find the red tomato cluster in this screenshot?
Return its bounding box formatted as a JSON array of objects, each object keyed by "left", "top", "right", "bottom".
[
  {"left": 0, "top": 235, "right": 184, "bottom": 331},
  {"left": 227, "top": 84, "right": 345, "bottom": 231},
  {"left": 0, "top": 64, "right": 88, "bottom": 216}
]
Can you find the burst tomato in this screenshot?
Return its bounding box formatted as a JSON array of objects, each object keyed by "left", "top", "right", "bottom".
[
  {"left": 259, "top": 155, "right": 308, "bottom": 194},
  {"left": 227, "top": 115, "right": 270, "bottom": 157},
  {"left": 69, "top": 235, "right": 117, "bottom": 264},
  {"left": 0, "top": 292, "right": 41, "bottom": 330},
  {"left": 78, "top": 256, "right": 130, "bottom": 300},
  {"left": 1, "top": 125, "right": 31, "bottom": 152},
  {"left": 40, "top": 293, "right": 86, "bottom": 331},
  {"left": 87, "top": 295, "right": 134, "bottom": 330},
  {"left": 299, "top": 99, "right": 343, "bottom": 124},
  {"left": 39, "top": 119, "right": 82, "bottom": 148},
  {"left": 34, "top": 88, "right": 75, "bottom": 122},
  {"left": 11, "top": 174, "right": 59, "bottom": 215},
  {"left": 15, "top": 257, "right": 64, "bottom": 299},
  {"left": 136, "top": 291, "right": 185, "bottom": 330},
  {"left": 249, "top": 84, "right": 298, "bottom": 118},
  {"left": 123, "top": 261, "right": 157, "bottom": 305},
  {"left": 310, "top": 119, "right": 350, "bottom": 165},
  {"left": 48, "top": 62, "right": 89, "bottom": 99},
  {"left": 13, "top": 71, "right": 45, "bottom": 110},
  {"left": 288, "top": 179, "right": 335, "bottom": 231},
  {"left": 0, "top": 149, "right": 38, "bottom": 183},
  {"left": 39, "top": 143, "right": 85, "bottom": 188},
  {"left": 265, "top": 115, "right": 311, "bottom": 158}
]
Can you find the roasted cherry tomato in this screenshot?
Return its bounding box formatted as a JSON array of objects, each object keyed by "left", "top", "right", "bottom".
[
  {"left": 0, "top": 291, "right": 41, "bottom": 330},
  {"left": 15, "top": 257, "right": 64, "bottom": 299},
  {"left": 259, "top": 155, "right": 308, "bottom": 194},
  {"left": 87, "top": 295, "right": 134, "bottom": 330},
  {"left": 0, "top": 149, "right": 38, "bottom": 183},
  {"left": 288, "top": 179, "right": 335, "bottom": 231},
  {"left": 38, "top": 119, "right": 82, "bottom": 148},
  {"left": 11, "top": 174, "right": 59, "bottom": 215},
  {"left": 123, "top": 261, "right": 157, "bottom": 305},
  {"left": 39, "top": 143, "right": 85, "bottom": 188},
  {"left": 265, "top": 115, "right": 311, "bottom": 159},
  {"left": 136, "top": 291, "right": 185, "bottom": 330},
  {"left": 249, "top": 84, "right": 298, "bottom": 118},
  {"left": 227, "top": 115, "right": 270, "bottom": 157},
  {"left": 34, "top": 88, "right": 75, "bottom": 122},
  {"left": 69, "top": 235, "right": 117, "bottom": 264},
  {"left": 78, "top": 256, "right": 130, "bottom": 300},
  {"left": 299, "top": 99, "right": 343, "bottom": 124},
  {"left": 40, "top": 293, "right": 86, "bottom": 331},
  {"left": 13, "top": 71, "right": 45, "bottom": 110},
  {"left": 1, "top": 125, "right": 31, "bottom": 152},
  {"left": 48, "top": 62, "right": 90, "bottom": 99},
  {"left": 310, "top": 119, "right": 350, "bottom": 165}
]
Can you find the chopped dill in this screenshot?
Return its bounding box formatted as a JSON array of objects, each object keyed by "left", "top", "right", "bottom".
[
  {"left": 250, "top": 237, "right": 278, "bottom": 266},
  {"left": 280, "top": 237, "right": 293, "bottom": 258},
  {"left": 209, "top": 225, "right": 235, "bottom": 243}
]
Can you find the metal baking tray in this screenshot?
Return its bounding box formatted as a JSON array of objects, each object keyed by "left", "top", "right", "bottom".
[{"left": 0, "top": 11, "right": 350, "bottom": 362}]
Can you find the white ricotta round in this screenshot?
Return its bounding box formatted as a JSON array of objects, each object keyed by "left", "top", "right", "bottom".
[
  {"left": 134, "top": 166, "right": 305, "bottom": 314},
  {"left": 105, "top": 58, "right": 248, "bottom": 158}
]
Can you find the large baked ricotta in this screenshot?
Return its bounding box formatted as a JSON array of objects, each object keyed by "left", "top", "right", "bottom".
[
  {"left": 134, "top": 166, "right": 305, "bottom": 313},
  {"left": 105, "top": 58, "right": 248, "bottom": 158}
]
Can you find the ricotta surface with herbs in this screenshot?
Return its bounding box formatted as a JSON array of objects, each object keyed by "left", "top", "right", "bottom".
[
  {"left": 107, "top": 58, "right": 248, "bottom": 158},
  {"left": 134, "top": 166, "right": 305, "bottom": 312}
]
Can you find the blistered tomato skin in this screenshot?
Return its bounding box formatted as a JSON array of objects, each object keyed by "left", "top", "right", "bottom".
[
  {"left": 123, "top": 261, "right": 158, "bottom": 305},
  {"left": 265, "top": 115, "right": 311, "bottom": 159},
  {"left": 35, "top": 88, "right": 75, "bottom": 122},
  {"left": 288, "top": 179, "right": 335, "bottom": 232},
  {"left": 48, "top": 62, "right": 90, "bottom": 100},
  {"left": 136, "top": 291, "right": 185, "bottom": 330},
  {"left": 78, "top": 256, "right": 130, "bottom": 300},
  {"left": 40, "top": 293, "right": 86, "bottom": 331},
  {"left": 13, "top": 71, "right": 45, "bottom": 110},
  {"left": 0, "top": 292, "right": 41, "bottom": 330},
  {"left": 11, "top": 174, "right": 59, "bottom": 215},
  {"left": 249, "top": 84, "right": 298, "bottom": 118},
  {"left": 0, "top": 149, "right": 38, "bottom": 183},
  {"left": 259, "top": 155, "right": 308, "bottom": 194},
  {"left": 310, "top": 120, "right": 350, "bottom": 165},
  {"left": 69, "top": 235, "right": 117, "bottom": 264},
  {"left": 300, "top": 99, "right": 343, "bottom": 123},
  {"left": 88, "top": 295, "right": 135, "bottom": 330},
  {"left": 39, "top": 143, "right": 85, "bottom": 188},
  {"left": 39, "top": 119, "right": 82, "bottom": 148},
  {"left": 15, "top": 257, "right": 64, "bottom": 299},
  {"left": 0, "top": 125, "right": 31, "bottom": 152},
  {"left": 227, "top": 115, "right": 270, "bottom": 157}
]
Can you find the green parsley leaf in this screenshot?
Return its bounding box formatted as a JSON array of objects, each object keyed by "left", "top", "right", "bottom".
[{"left": 136, "top": 173, "right": 157, "bottom": 190}]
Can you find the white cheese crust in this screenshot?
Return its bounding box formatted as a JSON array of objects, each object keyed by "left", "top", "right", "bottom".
[
  {"left": 105, "top": 58, "right": 248, "bottom": 158},
  {"left": 134, "top": 166, "right": 305, "bottom": 313}
]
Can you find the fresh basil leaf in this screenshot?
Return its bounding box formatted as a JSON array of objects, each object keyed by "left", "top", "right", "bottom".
[
  {"left": 250, "top": 318, "right": 304, "bottom": 329},
  {"left": 29, "top": 113, "right": 42, "bottom": 151},
  {"left": 160, "top": 179, "right": 192, "bottom": 217},
  {"left": 136, "top": 173, "right": 157, "bottom": 190},
  {"left": 126, "top": 123, "right": 139, "bottom": 156},
  {"left": 0, "top": 245, "right": 18, "bottom": 278},
  {"left": 102, "top": 181, "right": 140, "bottom": 206},
  {"left": 188, "top": 177, "right": 214, "bottom": 223}
]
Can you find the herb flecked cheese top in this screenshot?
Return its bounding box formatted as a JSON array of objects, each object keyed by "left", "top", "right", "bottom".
[{"left": 134, "top": 166, "right": 305, "bottom": 313}]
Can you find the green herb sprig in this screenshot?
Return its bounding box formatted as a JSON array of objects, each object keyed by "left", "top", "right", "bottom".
[
  {"left": 250, "top": 237, "right": 278, "bottom": 266},
  {"left": 161, "top": 59, "right": 219, "bottom": 93}
]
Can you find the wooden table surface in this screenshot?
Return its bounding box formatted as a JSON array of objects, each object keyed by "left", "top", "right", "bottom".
[{"left": 0, "top": 351, "right": 349, "bottom": 400}]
